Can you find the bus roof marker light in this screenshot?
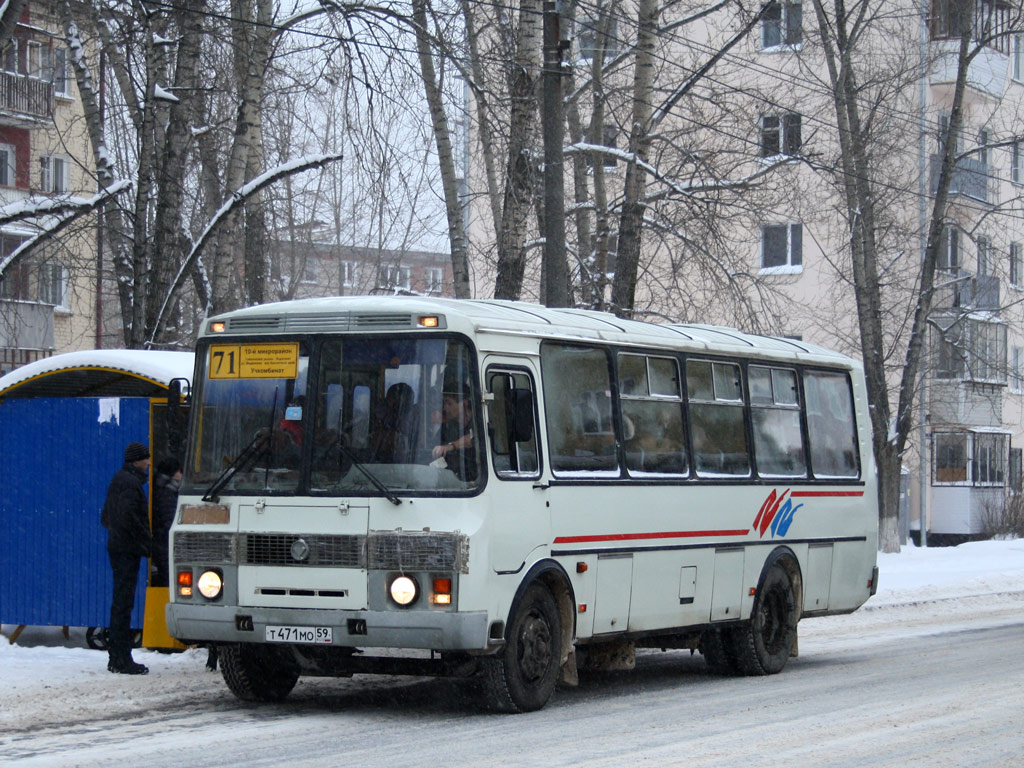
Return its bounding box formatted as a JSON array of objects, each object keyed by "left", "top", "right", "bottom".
[
  {"left": 210, "top": 321, "right": 226, "bottom": 333},
  {"left": 418, "top": 315, "right": 439, "bottom": 328}
]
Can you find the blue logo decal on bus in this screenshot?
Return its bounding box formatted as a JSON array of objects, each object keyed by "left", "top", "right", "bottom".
[{"left": 753, "top": 488, "right": 803, "bottom": 539}]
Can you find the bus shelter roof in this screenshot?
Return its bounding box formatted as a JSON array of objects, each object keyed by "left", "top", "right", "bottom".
[{"left": 0, "top": 350, "right": 195, "bottom": 399}]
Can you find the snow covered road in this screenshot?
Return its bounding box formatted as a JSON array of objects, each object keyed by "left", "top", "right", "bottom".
[{"left": 2, "top": 541, "right": 1023, "bottom": 766}]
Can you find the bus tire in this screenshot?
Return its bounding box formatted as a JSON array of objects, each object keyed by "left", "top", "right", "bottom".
[
  {"left": 731, "top": 563, "right": 797, "bottom": 676},
  {"left": 700, "top": 626, "right": 739, "bottom": 675},
  {"left": 219, "top": 643, "right": 300, "bottom": 702},
  {"left": 482, "top": 582, "right": 561, "bottom": 713}
]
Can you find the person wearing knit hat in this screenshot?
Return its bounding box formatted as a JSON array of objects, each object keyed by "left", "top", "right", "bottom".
[{"left": 99, "top": 442, "right": 153, "bottom": 675}]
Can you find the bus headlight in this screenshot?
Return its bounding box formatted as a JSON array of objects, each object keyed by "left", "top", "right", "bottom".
[
  {"left": 197, "top": 570, "right": 223, "bottom": 600},
  {"left": 389, "top": 575, "right": 418, "bottom": 607}
]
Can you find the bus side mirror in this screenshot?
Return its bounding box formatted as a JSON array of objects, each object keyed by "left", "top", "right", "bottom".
[{"left": 507, "top": 388, "right": 535, "bottom": 443}]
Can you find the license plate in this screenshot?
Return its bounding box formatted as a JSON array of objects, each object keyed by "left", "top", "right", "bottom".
[{"left": 265, "top": 625, "right": 332, "bottom": 644}]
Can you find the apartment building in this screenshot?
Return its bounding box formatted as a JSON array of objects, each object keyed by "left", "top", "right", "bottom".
[
  {"left": 0, "top": 1, "right": 95, "bottom": 374},
  {"left": 463, "top": 0, "right": 1024, "bottom": 542}
]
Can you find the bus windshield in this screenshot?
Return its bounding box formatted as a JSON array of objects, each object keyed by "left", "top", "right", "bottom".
[{"left": 183, "top": 336, "right": 482, "bottom": 496}]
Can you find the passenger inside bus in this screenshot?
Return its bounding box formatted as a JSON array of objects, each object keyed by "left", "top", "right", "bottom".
[{"left": 431, "top": 378, "right": 477, "bottom": 481}]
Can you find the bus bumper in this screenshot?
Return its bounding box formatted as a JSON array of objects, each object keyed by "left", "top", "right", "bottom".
[{"left": 166, "top": 603, "right": 491, "bottom": 651}]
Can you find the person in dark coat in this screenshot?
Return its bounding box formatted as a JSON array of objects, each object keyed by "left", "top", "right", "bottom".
[
  {"left": 100, "top": 442, "right": 153, "bottom": 675},
  {"left": 151, "top": 457, "right": 181, "bottom": 588}
]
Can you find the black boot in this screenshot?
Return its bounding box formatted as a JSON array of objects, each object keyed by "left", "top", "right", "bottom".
[{"left": 108, "top": 652, "right": 149, "bottom": 675}]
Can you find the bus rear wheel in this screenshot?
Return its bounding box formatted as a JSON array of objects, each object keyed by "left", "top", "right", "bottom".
[
  {"left": 732, "top": 563, "right": 797, "bottom": 676},
  {"left": 482, "top": 583, "right": 561, "bottom": 713},
  {"left": 219, "top": 643, "right": 300, "bottom": 702}
]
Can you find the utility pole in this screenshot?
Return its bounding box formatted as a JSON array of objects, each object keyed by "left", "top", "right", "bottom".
[{"left": 541, "top": 0, "right": 569, "bottom": 307}]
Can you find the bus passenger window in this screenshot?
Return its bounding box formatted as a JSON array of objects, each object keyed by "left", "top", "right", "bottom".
[
  {"left": 687, "top": 360, "right": 750, "bottom": 478},
  {"left": 750, "top": 366, "right": 805, "bottom": 478},
  {"left": 541, "top": 344, "right": 618, "bottom": 475},
  {"left": 487, "top": 370, "right": 539, "bottom": 478},
  {"left": 803, "top": 371, "right": 859, "bottom": 478},
  {"left": 618, "top": 353, "right": 687, "bottom": 476}
]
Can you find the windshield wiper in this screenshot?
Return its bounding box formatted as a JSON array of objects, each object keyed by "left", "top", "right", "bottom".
[
  {"left": 336, "top": 440, "right": 402, "bottom": 506},
  {"left": 202, "top": 430, "right": 267, "bottom": 502}
]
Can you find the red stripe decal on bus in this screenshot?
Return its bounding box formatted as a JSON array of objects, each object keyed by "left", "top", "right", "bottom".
[
  {"left": 553, "top": 529, "right": 750, "bottom": 544},
  {"left": 790, "top": 491, "right": 865, "bottom": 497}
]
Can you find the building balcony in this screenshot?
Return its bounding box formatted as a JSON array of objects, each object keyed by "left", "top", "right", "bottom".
[
  {"left": 930, "top": 154, "right": 990, "bottom": 204},
  {"left": 934, "top": 270, "right": 1000, "bottom": 311},
  {"left": 0, "top": 71, "right": 53, "bottom": 125},
  {"left": 0, "top": 298, "right": 54, "bottom": 349}
]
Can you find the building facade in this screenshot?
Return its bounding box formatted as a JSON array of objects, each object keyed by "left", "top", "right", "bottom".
[
  {"left": 462, "top": 0, "right": 1024, "bottom": 542},
  {"left": 0, "top": 1, "right": 96, "bottom": 374}
]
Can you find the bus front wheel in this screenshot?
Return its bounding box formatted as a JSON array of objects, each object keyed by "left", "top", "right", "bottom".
[
  {"left": 732, "top": 563, "right": 797, "bottom": 676},
  {"left": 219, "top": 643, "right": 300, "bottom": 702},
  {"left": 482, "top": 583, "right": 562, "bottom": 713}
]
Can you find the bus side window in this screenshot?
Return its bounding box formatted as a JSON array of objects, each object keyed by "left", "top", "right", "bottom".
[
  {"left": 618, "top": 353, "right": 687, "bottom": 476},
  {"left": 803, "top": 371, "right": 859, "bottom": 478},
  {"left": 541, "top": 344, "right": 618, "bottom": 474},
  {"left": 487, "top": 369, "right": 540, "bottom": 478},
  {"left": 687, "top": 360, "right": 750, "bottom": 478},
  {"left": 750, "top": 366, "right": 806, "bottom": 478}
]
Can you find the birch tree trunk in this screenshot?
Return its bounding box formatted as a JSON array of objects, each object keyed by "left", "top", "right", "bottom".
[
  {"left": 414, "top": 0, "right": 470, "bottom": 298},
  {"left": 493, "top": 0, "right": 541, "bottom": 300},
  {"left": 609, "top": 0, "right": 657, "bottom": 317}
]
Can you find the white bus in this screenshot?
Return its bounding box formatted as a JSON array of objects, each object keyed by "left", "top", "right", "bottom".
[{"left": 166, "top": 296, "right": 878, "bottom": 712}]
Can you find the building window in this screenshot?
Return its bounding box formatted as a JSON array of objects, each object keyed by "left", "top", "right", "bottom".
[
  {"left": 939, "top": 225, "right": 960, "bottom": 271},
  {"left": 977, "top": 235, "right": 990, "bottom": 275},
  {"left": 40, "top": 155, "right": 70, "bottom": 194},
  {"left": 587, "top": 124, "right": 619, "bottom": 169},
  {"left": 1012, "top": 242, "right": 1022, "bottom": 287},
  {"left": 37, "top": 262, "right": 69, "bottom": 308},
  {"left": 42, "top": 46, "right": 70, "bottom": 97},
  {"left": 1012, "top": 141, "right": 1023, "bottom": 184},
  {"left": 760, "top": 113, "right": 802, "bottom": 157},
  {"left": 974, "top": 433, "right": 1007, "bottom": 485},
  {"left": 1011, "top": 346, "right": 1023, "bottom": 394},
  {"left": 0, "top": 144, "right": 14, "bottom": 187},
  {"left": 26, "top": 41, "right": 42, "bottom": 78},
  {"left": 762, "top": 1, "right": 802, "bottom": 49},
  {"left": 1015, "top": 34, "right": 1024, "bottom": 81},
  {"left": 300, "top": 258, "right": 317, "bottom": 283},
  {"left": 931, "top": 316, "right": 1006, "bottom": 383},
  {"left": 760, "top": 223, "right": 802, "bottom": 271},
  {"left": 378, "top": 264, "right": 410, "bottom": 291},
  {"left": 2, "top": 40, "right": 18, "bottom": 74},
  {"left": 341, "top": 260, "right": 357, "bottom": 288},
  {"left": 977, "top": 129, "right": 989, "bottom": 165},
  {"left": 1010, "top": 448, "right": 1022, "bottom": 493},
  {"left": 576, "top": 13, "right": 619, "bottom": 61},
  {"left": 425, "top": 267, "right": 444, "bottom": 294}
]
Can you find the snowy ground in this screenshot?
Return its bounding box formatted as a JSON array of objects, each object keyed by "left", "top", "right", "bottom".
[{"left": 2, "top": 539, "right": 1023, "bottom": 756}]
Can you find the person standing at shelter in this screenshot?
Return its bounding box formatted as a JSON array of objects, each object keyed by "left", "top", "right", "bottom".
[
  {"left": 100, "top": 442, "right": 153, "bottom": 675},
  {"left": 151, "top": 457, "right": 182, "bottom": 588}
]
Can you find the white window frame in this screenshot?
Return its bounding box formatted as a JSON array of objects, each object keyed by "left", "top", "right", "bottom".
[
  {"left": 39, "top": 261, "right": 69, "bottom": 309},
  {"left": 760, "top": 113, "right": 802, "bottom": 158},
  {"left": 1012, "top": 242, "right": 1022, "bottom": 288},
  {"left": 761, "top": 1, "right": 802, "bottom": 50},
  {"left": 0, "top": 143, "right": 15, "bottom": 187},
  {"left": 26, "top": 41, "right": 42, "bottom": 79},
  {"left": 425, "top": 267, "right": 444, "bottom": 294},
  {"left": 977, "top": 235, "right": 991, "bottom": 275},
  {"left": 759, "top": 222, "right": 803, "bottom": 273},
  {"left": 40, "top": 154, "right": 70, "bottom": 194},
  {"left": 341, "top": 260, "right": 357, "bottom": 288},
  {"left": 1012, "top": 141, "right": 1024, "bottom": 185},
  {"left": 378, "top": 264, "right": 411, "bottom": 291}
]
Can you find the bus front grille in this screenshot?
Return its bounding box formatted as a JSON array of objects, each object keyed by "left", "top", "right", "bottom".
[{"left": 242, "top": 533, "right": 364, "bottom": 567}]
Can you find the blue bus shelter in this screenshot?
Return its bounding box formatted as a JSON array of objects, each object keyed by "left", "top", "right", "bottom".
[{"left": 0, "top": 350, "right": 193, "bottom": 643}]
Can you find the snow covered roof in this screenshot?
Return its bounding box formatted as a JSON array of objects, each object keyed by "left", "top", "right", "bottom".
[{"left": 0, "top": 350, "right": 195, "bottom": 399}]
